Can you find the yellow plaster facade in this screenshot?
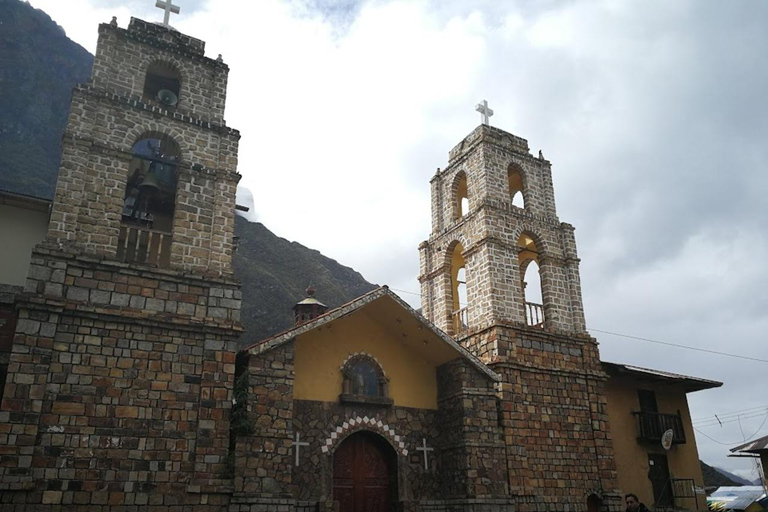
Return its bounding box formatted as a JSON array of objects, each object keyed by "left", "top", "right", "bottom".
[
  {"left": 605, "top": 374, "right": 707, "bottom": 510},
  {"left": 293, "top": 297, "right": 464, "bottom": 409}
]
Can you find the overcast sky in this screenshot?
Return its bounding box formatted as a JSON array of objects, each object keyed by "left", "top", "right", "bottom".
[{"left": 26, "top": 0, "right": 768, "bottom": 481}]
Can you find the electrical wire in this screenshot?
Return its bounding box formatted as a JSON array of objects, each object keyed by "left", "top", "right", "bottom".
[
  {"left": 693, "top": 413, "right": 768, "bottom": 446},
  {"left": 386, "top": 288, "right": 766, "bottom": 364},
  {"left": 693, "top": 404, "right": 768, "bottom": 422}
]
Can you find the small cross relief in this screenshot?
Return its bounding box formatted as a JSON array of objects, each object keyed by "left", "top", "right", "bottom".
[
  {"left": 416, "top": 438, "right": 434, "bottom": 471},
  {"left": 292, "top": 432, "right": 309, "bottom": 467}
]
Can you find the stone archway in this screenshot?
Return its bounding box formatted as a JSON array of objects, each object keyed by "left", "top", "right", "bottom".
[{"left": 332, "top": 431, "right": 398, "bottom": 512}]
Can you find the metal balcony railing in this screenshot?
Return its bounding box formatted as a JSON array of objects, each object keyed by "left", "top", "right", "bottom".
[
  {"left": 117, "top": 224, "right": 172, "bottom": 267},
  {"left": 633, "top": 411, "right": 687, "bottom": 444},
  {"left": 525, "top": 301, "right": 545, "bottom": 328},
  {"left": 452, "top": 307, "right": 468, "bottom": 336}
]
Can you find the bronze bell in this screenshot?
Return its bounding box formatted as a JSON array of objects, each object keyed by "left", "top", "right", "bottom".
[{"left": 138, "top": 169, "right": 161, "bottom": 194}]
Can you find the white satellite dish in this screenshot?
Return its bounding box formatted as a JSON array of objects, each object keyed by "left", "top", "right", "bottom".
[{"left": 661, "top": 429, "right": 674, "bottom": 450}]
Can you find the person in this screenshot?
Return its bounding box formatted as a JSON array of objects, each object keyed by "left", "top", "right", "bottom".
[{"left": 625, "top": 493, "right": 650, "bottom": 512}]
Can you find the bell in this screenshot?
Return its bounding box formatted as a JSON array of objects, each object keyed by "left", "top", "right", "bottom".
[{"left": 138, "top": 169, "right": 161, "bottom": 194}]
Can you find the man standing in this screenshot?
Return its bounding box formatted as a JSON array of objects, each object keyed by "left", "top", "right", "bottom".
[{"left": 625, "top": 493, "right": 650, "bottom": 512}]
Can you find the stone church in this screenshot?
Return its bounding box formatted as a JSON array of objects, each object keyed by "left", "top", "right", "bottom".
[{"left": 0, "top": 10, "right": 716, "bottom": 512}]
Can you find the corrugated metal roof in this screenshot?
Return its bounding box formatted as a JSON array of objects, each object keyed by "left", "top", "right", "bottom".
[
  {"left": 731, "top": 433, "right": 768, "bottom": 454},
  {"left": 601, "top": 361, "right": 722, "bottom": 392}
]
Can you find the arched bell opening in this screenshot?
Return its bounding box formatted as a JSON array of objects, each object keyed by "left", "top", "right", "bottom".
[
  {"left": 452, "top": 171, "right": 469, "bottom": 221},
  {"left": 117, "top": 133, "right": 180, "bottom": 267},
  {"left": 332, "top": 431, "right": 399, "bottom": 512},
  {"left": 518, "top": 232, "right": 544, "bottom": 327},
  {"left": 508, "top": 164, "right": 525, "bottom": 208},
  {"left": 143, "top": 60, "right": 181, "bottom": 107},
  {"left": 449, "top": 241, "right": 468, "bottom": 335}
]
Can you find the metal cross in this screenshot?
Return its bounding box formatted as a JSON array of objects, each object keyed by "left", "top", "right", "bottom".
[
  {"left": 292, "top": 432, "right": 309, "bottom": 467},
  {"left": 155, "top": 0, "right": 181, "bottom": 26},
  {"left": 475, "top": 99, "right": 494, "bottom": 126},
  {"left": 416, "top": 438, "right": 434, "bottom": 470}
]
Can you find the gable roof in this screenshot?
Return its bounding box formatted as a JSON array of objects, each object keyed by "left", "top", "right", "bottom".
[
  {"left": 601, "top": 361, "right": 722, "bottom": 393},
  {"left": 242, "top": 286, "right": 500, "bottom": 382}
]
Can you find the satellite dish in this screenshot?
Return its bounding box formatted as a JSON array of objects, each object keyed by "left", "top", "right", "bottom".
[
  {"left": 157, "top": 89, "right": 178, "bottom": 106},
  {"left": 661, "top": 429, "right": 674, "bottom": 450}
]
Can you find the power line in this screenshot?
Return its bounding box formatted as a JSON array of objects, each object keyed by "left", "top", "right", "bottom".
[
  {"left": 589, "top": 329, "right": 768, "bottom": 364},
  {"left": 386, "top": 288, "right": 766, "bottom": 363},
  {"left": 694, "top": 413, "right": 768, "bottom": 446},
  {"left": 693, "top": 404, "right": 768, "bottom": 422},
  {"left": 695, "top": 411, "right": 768, "bottom": 429}
]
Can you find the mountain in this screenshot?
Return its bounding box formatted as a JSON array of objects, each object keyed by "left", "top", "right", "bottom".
[
  {"left": 700, "top": 460, "right": 760, "bottom": 488},
  {"left": 0, "top": 0, "right": 93, "bottom": 198},
  {"left": 0, "top": 0, "right": 377, "bottom": 343},
  {"left": 233, "top": 216, "right": 376, "bottom": 344}
]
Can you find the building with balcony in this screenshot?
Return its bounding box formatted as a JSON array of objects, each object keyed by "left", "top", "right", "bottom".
[{"left": 603, "top": 362, "right": 722, "bottom": 510}]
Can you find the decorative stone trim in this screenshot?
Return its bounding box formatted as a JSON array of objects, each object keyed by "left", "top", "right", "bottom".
[
  {"left": 339, "top": 351, "right": 388, "bottom": 378},
  {"left": 321, "top": 416, "right": 408, "bottom": 456}
]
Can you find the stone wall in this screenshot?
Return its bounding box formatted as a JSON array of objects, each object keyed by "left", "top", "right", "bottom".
[
  {"left": 92, "top": 19, "right": 229, "bottom": 123},
  {"left": 0, "top": 252, "right": 240, "bottom": 510},
  {"left": 234, "top": 343, "right": 295, "bottom": 499},
  {"left": 488, "top": 324, "right": 622, "bottom": 512},
  {"left": 47, "top": 85, "right": 240, "bottom": 276}
]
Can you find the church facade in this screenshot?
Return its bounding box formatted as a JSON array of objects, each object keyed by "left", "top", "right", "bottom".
[{"left": 0, "top": 12, "right": 718, "bottom": 512}]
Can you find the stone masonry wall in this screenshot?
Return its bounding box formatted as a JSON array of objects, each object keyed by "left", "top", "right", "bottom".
[
  {"left": 234, "top": 343, "right": 295, "bottom": 500},
  {"left": 487, "top": 324, "right": 622, "bottom": 512},
  {"left": 436, "top": 359, "right": 507, "bottom": 500},
  {"left": 47, "top": 86, "right": 240, "bottom": 276},
  {"left": 92, "top": 19, "right": 229, "bottom": 123},
  {"left": 0, "top": 253, "right": 240, "bottom": 510}
]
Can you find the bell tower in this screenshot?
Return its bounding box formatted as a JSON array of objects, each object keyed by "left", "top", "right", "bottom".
[
  {"left": 0, "top": 15, "right": 243, "bottom": 509},
  {"left": 418, "top": 120, "right": 586, "bottom": 343},
  {"left": 418, "top": 112, "right": 622, "bottom": 511}
]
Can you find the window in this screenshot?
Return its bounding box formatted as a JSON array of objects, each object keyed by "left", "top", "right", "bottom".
[
  {"left": 508, "top": 165, "right": 525, "bottom": 208},
  {"left": 143, "top": 61, "right": 181, "bottom": 106},
  {"left": 122, "top": 134, "right": 180, "bottom": 232},
  {"left": 117, "top": 134, "right": 179, "bottom": 266},
  {"left": 453, "top": 171, "right": 468, "bottom": 220},
  {"left": 340, "top": 354, "right": 391, "bottom": 406}
]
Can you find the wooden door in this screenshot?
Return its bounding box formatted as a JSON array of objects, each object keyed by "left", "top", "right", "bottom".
[
  {"left": 333, "top": 432, "right": 395, "bottom": 512},
  {"left": 648, "top": 453, "right": 674, "bottom": 509}
]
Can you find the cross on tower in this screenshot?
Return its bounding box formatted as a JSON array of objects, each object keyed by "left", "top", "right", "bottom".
[
  {"left": 416, "top": 438, "right": 434, "bottom": 471},
  {"left": 292, "top": 432, "right": 310, "bottom": 467},
  {"left": 155, "top": 0, "right": 181, "bottom": 26},
  {"left": 475, "top": 99, "right": 494, "bottom": 126}
]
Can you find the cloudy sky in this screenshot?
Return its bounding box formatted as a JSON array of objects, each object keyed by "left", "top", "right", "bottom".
[{"left": 27, "top": 0, "right": 768, "bottom": 480}]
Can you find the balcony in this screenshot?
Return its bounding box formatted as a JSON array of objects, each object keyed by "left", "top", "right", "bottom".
[
  {"left": 116, "top": 224, "right": 172, "bottom": 267},
  {"left": 525, "top": 301, "right": 544, "bottom": 328},
  {"left": 633, "top": 411, "right": 687, "bottom": 445},
  {"left": 452, "top": 307, "right": 468, "bottom": 336}
]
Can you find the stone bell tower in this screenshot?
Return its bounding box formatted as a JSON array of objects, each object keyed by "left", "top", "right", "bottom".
[
  {"left": 418, "top": 122, "right": 586, "bottom": 344},
  {"left": 0, "top": 15, "right": 241, "bottom": 510},
  {"left": 419, "top": 112, "right": 622, "bottom": 511}
]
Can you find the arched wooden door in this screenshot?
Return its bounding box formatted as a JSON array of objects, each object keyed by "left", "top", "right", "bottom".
[{"left": 333, "top": 431, "right": 397, "bottom": 512}]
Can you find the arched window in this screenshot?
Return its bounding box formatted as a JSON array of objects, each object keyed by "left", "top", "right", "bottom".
[
  {"left": 453, "top": 172, "right": 468, "bottom": 220},
  {"left": 118, "top": 134, "right": 179, "bottom": 266},
  {"left": 450, "top": 242, "right": 468, "bottom": 335},
  {"left": 508, "top": 165, "right": 525, "bottom": 208},
  {"left": 340, "top": 355, "right": 391, "bottom": 405},
  {"left": 143, "top": 61, "right": 181, "bottom": 107},
  {"left": 518, "top": 233, "right": 544, "bottom": 327}
]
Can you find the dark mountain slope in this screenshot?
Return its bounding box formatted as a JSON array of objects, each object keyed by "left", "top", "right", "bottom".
[
  {"left": 0, "top": 0, "right": 93, "bottom": 198},
  {"left": 233, "top": 216, "right": 376, "bottom": 344}
]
